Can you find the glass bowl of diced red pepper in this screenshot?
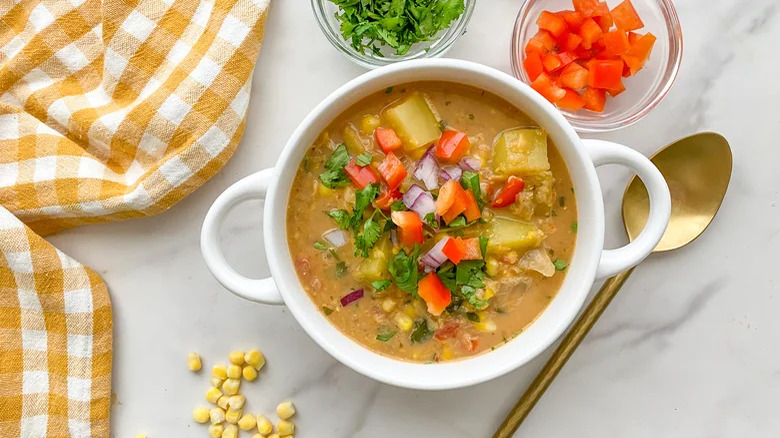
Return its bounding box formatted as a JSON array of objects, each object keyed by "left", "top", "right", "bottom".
[{"left": 511, "top": 0, "right": 682, "bottom": 132}]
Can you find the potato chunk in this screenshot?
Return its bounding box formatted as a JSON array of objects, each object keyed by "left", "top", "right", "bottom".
[
  {"left": 492, "top": 128, "right": 550, "bottom": 175},
  {"left": 486, "top": 216, "right": 545, "bottom": 255},
  {"left": 354, "top": 248, "right": 388, "bottom": 282},
  {"left": 383, "top": 93, "right": 441, "bottom": 153}
]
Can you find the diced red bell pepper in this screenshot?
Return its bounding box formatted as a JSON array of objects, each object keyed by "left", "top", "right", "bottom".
[
  {"left": 434, "top": 321, "right": 460, "bottom": 340},
  {"left": 601, "top": 30, "right": 631, "bottom": 56},
  {"left": 611, "top": 0, "right": 644, "bottom": 31},
  {"left": 344, "top": 158, "right": 380, "bottom": 190},
  {"left": 578, "top": 18, "right": 603, "bottom": 50},
  {"left": 523, "top": 53, "right": 545, "bottom": 81},
  {"left": 491, "top": 176, "right": 525, "bottom": 208},
  {"left": 582, "top": 87, "right": 607, "bottom": 112},
  {"left": 557, "top": 88, "right": 586, "bottom": 112},
  {"left": 628, "top": 31, "right": 642, "bottom": 45},
  {"left": 391, "top": 211, "right": 423, "bottom": 247},
  {"left": 525, "top": 37, "right": 548, "bottom": 56},
  {"left": 460, "top": 237, "right": 483, "bottom": 260},
  {"left": 558, "top": 10, "right": 585, "bottom": 31},
  {"left": 531, "top": 72, "right": 566, "bottom": 103},
  {"left": 558, "top": 32, "right": 583, "bottom": 52},
  {"left": 442, "top": 237, "right": 482, "bottom": 265},
  {"left": 374, "top": 127, "right": 402, "bottom": 153},
  {"left": 537, "top": 10, "right": 568, "bottom": 37},
  {"left": 572, "top": 0, "right": 600, "bottom": 16},
  {"left": 621, "top": 32, "right": 656, "bottom": 74},
  {"left": 435, "top": 179, "right": 460, "bottom": 216},
  {"left": 542, "top": 52, "right": 563, "bottom": 72},
  {"left": 374, "top": 188, "right": 401, "bottom": 210},
  {"left": 534, "top": 30, "right": 557, "bottom": 52},
  {"left": 377, "top": 152, "right": 407, "bottom": 190},
  {"left": 435, "top": 129, "right": 470, "bottom": 163},
  {"left": 590, "top": 2, "right": 611, "bottom": 17},
  {"left": 462, "top": 190, "right": 481, "bottom": 222},
  {"left": 417, "top": 273, "right": 451, "bottom": 316},
  {"left": 441, "top": 185, "right": 469, "bottom": 224},
  {"left": 557, "top": 51, "right": 578, "bottom": 67},
  {"left": 587, "top": 59, "right": 624, "bottom": 89},
  {"left": 559, "top": 62, "right": 589, "bottom": 90},
  {"left": 594, "top": 10, "right": 613, "bottom": 33},
  {"left": 607, "top": 81, "right": 626, "bottom": 97}
]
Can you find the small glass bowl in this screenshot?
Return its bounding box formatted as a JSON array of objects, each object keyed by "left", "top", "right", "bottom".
[
  {"left": 511, "top": 0, "right": 682, "bottom": 132},
  {"left": 311, "top": 0, "right": 476, "bottom": 69}
]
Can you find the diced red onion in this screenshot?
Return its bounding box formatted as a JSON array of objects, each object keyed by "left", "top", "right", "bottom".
[
  {"left": 322, "top": 228, "right": 347, "bottom": 248},
  {"left": 420, "top": 237, "right": 451, "bottom": 269},
  {"left": 414, "top": 148, "right": 440, "bottom": 190},
  {"left": 459, "top": 156, "right": 482, "bottom": 172},
  {"left": 402, "top": 184, "right": 425, "bottom": 209},
  {"left": 410, "top": 191, "right": 435, "bottom": 221},
  {"left": 340, "top": 289, "right": 364, "bottom": 307},
  {"left": 440, "top": 165, "right": 462, "bottom": 182},
  {"left": 390, "top": 229, "right": 399, "bottom": 247}
]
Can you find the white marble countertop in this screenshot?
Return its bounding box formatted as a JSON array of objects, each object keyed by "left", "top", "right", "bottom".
[{"left": 49, "top": 0, "right": 780, "bottom": 436}]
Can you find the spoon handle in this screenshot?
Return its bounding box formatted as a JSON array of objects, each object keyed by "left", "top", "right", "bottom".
[{"left": 492, "top": 267, "right": 637, "bottom": 438}]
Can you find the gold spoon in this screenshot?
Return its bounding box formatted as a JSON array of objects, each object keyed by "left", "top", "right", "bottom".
[{"left": 493, "top": 132, "right": 733, "bottom": 438}]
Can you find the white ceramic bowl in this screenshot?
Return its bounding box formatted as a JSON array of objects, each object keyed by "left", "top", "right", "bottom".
[{"left": 201, "top": 59, "right": 671, "bottom": 390}]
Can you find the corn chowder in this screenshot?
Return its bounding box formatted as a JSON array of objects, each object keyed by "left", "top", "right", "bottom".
[{"left": 287, "top": 82, "right": 577, "bottom": 362}]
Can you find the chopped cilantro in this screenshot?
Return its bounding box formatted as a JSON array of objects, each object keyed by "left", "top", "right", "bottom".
[
  {"left": 319, "top": 144, "right": 351, "bottom": 189},
  {"left": 455, "top": 260, "right": 489, "bottom": 309},
  {"left": 356, "top": 152, "right": 373, "bottom": 166},
  {"left": 390, "top": 200, "right": 406, "bottom": 211},
  {"left": 314, "top": 241, "right": 327, "bottom": 250},
  {"left": 466, "top": 312, "right": 480, "bottom": 322},
  {"left": 460, "top": 171, "right": 483, "bottom": 209},
  {"left": 327, "top": 209, "right": 351, "bottom": 230},
  {"left": 388, "top": 245, "right": 421, "bottom": 296},
  {"left": 385, "top": 86, "right": 393, "bottom": 94},
  {"left": 335, "top": 261, "right": 348, "bottom": 277},
  {"left": 553, "top": 258, "right": 568, "bottom": 271},
  {"left": 551, "top": 210, "right": 558, "bottom": 217},
  {"left": 558, "top": 196, "right": 565, "bottom": 207},
  {"left": 438, "top": 119, "right": 448, "bottom": 131},
  {"left": 371, "top": 279, "right": 392, "bottom": 292},
  {"left": 376, "top": 328, "right": 396, "bottom": 342},
  {"left": 322, "top": 306, "right": 334, "bottom": 315},
  {"left": 479, "top": 236, "right": 488, "bottom": 259},
  {"left": 410, "top": 319, "right": 433, "bottom": 344},
  {"left": 424, "top": 212, "right": 439, "bottom": 228},
  {"left": 354, "top": 213, "right": 382, "bottom": 257},
  {"left": 437, "top": 262, "right": 456, "bottom": 292},
  {"left": 570, "top": 221, "right": 578, "bottom": 233}
]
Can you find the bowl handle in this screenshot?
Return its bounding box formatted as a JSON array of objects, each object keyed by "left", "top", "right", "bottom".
[
  {"left": 200, "top": 168, "right": 284, "bottom": 305},
  {"left": 582, "top": 139, "right": 671, "bottom": 279}
]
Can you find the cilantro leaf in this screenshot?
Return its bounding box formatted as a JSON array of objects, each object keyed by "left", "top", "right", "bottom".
[
  {"left": 553, "top": 258, "right": 568, "bottom": 271},
  {"left": 327, "top": 209, "right": 351, "bottom": 230},
  {"left": 376, "top": 327, "right": 396, "bottom": 342},
  {"left": 436, "top": 261, "right": 456, "bottom": 292},
  {"left": 319, "top": 144, "right": 351, "bottom": 189},
  {"left": 371, "top": 279, "right": 392, "bottom": 292},
  {"left": 423, "top": 212, "right": 439, "bottom": 228},
  {"left": 354, "top": 214, "right": 382, "bottom": 257},
  {"left": 479, "top": 236, "right": 488, "bottom": 259},
  {"left": 454, "top": 260, "right": 488, "bottom": 309},
  {"left": 335, "top": 261, "right": 348, "bottom": 277},
  {"left": 460, "top": 171, "right": 483, "bottom": 209},
  {"left": 388, "top": 245, "right": 420, "bottom": 296},
  {"left": 390, "top": 200, "right": 406, "bottom": 211},
  {"left": 352, "top": 183, "right": 380, "bottom": 229},
  {"left": 356, "top": 152, "right": 373, "bottom": 166},
  {"left": 314, "top": 241, "right": 328, "bottom": 250},
  {"left": 410, "top": 319, "right": 433, "bottom": 343}
]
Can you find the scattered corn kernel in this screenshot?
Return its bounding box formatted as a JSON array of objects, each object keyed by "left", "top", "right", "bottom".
[
  {"left": 244, "top": 350, "right": 265, "bottom": 370},
  {"left": 222, "top": 424, "right": 238, "bottom": 438},
  {"left": 208, "top": 424, "right": 224, "bottom": 438},
  {"left": 403, "top": 304, "right": 417, "bottom": 318},
  {"left": 229, "top": 351, "right": 245, "bottom": 365},
  {"left": 222, "top": 378, "right": 240, "bottom": 395},
  {"left": 381, "top": 298, "right": 396, "bottom": 313},
  {"left": 242, "top": 365, "right": 258, "bottom": 381},
  {"left": 217, "top": 396, "right": 230, "bottom": 410},
  {"left": 267, "top": 435, "right": 280, "bottom": 438},
  {"left": 276, "top": 420, "right": 294, "bottom": 436},
  {"left": 212, "top": 364, "right": 228, "bottom": 380},
  {"left": 486, "top": 258, "right": 500, "bottom": 277},
  {"left": 252, "top": 435, "right": 263, "bottom": 438},
  {"left": 227, "top": 395, "right": 245, "bottom": 410},
  {"left": 441, "top": 345, "right": 454, "bottom": 360},
  {"left": 475, "top": 318, "right": 497, "bottom": 332},
  {"left": 227, "top": 364, "right": 242, "bottom": 379},
  {"left": 238, "top": 414, "right": 257, "bottom": 430},
  {"left": 211, "top": 377, "right": 224, "bottom": 388},
  {"left": 193, "top": 406, "right": 210, "bottom": 423},
  {"left": 206, "top": 387, "right": 223, "bottom": 404},
  {"left": 225, "top": 408, "right": 242, "bottom": 424},
  {"left": 187, "top": 352, "right": 202, "bottom": 371},
  {"left": 210, "top": 407, "right": 225, "bottom": 424},
  {"left": 395, "top": 314, "right": 413, "bottom": 331},
  {"left": 256, "top": 415, "right": 273, "bottom": 434},
  {"left": 483, "top": 286, "right": 495, "bottom": 300},
  {"left": 276, "top": 401, "right": 296, "bottom": 419}
]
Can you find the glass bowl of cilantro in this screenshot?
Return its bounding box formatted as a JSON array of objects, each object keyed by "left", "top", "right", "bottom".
[{"left": 312, "top": 0, "right": 476, "bottom": 69}]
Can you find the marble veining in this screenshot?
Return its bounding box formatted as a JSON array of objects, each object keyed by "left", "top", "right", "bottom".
[{"left": 45, "top": 1, "right": 779, "bottom": 437}]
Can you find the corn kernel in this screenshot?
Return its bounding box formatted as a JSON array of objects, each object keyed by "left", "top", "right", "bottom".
[
  {"left": 486, "top": 258, "right": 500, "bottom": 277},
  {"left": 381, "top": 298, "right": 396, "bottom": 313},
  {"left": 276, "top": 420, "right": 294, "bottom": 436},
  {"left": 441, "top": 345, "right": 453, "bottom": 360},
  {"left": 317, "top": 183, "right": 333, "bottom": 197},
  {"left": 475, "top": 319, "right": 497, "bottom": 332},
  {"left": 395, "top": 314, "right": 413, "bottom": 331},
  {"left": 212, "top": 364, "right": 228, "bottom": 380},
  {"left": 252, "top": 435, "right": 263, "bottom": 438},
  {"left": 225, "top": 408, "right": 242, "bottom": 424},
  {"left": 187, "top": 352, "right": 202, "bottom": 371},
  {"left": 267, "top": 435, "right": 280, "bottom": 438},
  {"left": 229, "top": 351, "right": 245, "bottom": 365},
  {"left": 276, "top": 401, "right": 295, "bottom": 419},
  {"left": 217, "top": 396, "right": 230, "bottom": 410},
  {"left": 222, "top": 378, "right": 240, "bottom": 395},
  {"left": 483, "top": 286, "right": 495, "bottom": 300},
  {"left": 193, "top": 406, "right": 210, "bottom": 423},
  {"left": 210, "top": 377, "right": 224, "bottom": 388},
  {"left": 359, "top": 114, "right": 381, "bottom": 135},
  {"left": 206, "top": 387, "right": 223, "bottom": 404},
  {"left": 242, "top": 365, "right": 258, "bottom": 381},
  {"left": 210, "top": 407, "right": 225, "bottom": 424},
  {"left": 244, "top": 350, "right": 265, "bottom": 370},
  {"left": 403, "top": 304, "right": 417, "bottom": 318},
  {"left": 208, "top": 424, "right": 224, "bottom": 438},
  {"left": 227, "top": 364, "right": 242, "bottom": 379},
  {"left": 238, "top": 414, "right": 257, "bottom": 430},
  {"left": 222, "top": 424, "right": 238, "bottom": 438},
  {"left": 256, "top": 415, "right": 273, "bottom": 434},
  {"left": 225, "top": 395, "right": 243, "bottom": 410}
]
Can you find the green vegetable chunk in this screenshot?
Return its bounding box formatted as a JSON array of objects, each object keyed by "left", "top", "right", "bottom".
[
  {"left": 492, "top": 128, "right": 550, "bottom": 175},
  {"left": 343, "top": 125, "right": 366, "bottom": 155},
  {"left": 486, "top": 216, "right": 545, "bottom": 254},
  {"left": 383, "top": 93, "right": 441, "bottom": 154},
  {"left": 410, "top": 319, "right": 433, "bottom": 344},
  {"left": 376, "top": 328, "right": 396, "bottom": 342}
]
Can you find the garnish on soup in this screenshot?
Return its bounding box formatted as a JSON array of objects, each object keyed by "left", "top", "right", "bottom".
[{"left": 287, "top": 82, "right": 577, "bottom": 362}]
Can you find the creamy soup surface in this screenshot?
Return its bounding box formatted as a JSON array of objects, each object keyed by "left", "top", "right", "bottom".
[{"left": 287, "top": 82, "right": 577, "bottom": 362}]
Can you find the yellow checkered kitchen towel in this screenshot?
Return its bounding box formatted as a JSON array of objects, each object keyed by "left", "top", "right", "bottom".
[{"left": 0, "top": 0, "right": 271, "bottom": 435}]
